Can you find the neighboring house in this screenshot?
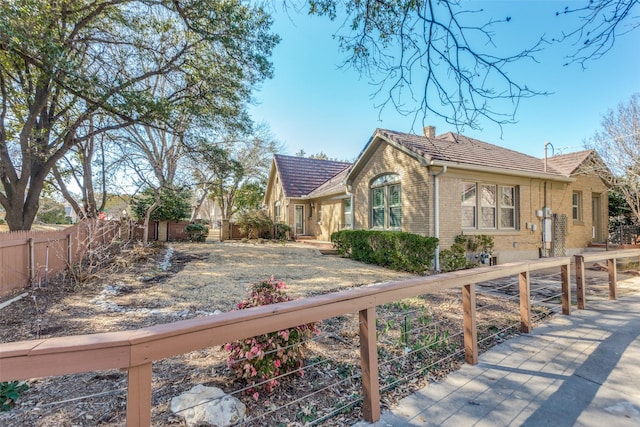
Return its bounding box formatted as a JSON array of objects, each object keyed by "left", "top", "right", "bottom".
[
  {"left": 264, "top": 154, "right": 352, "bottom": 240},
  {"left": 264, "top": 128, "right": 609, "bottom": 264}
]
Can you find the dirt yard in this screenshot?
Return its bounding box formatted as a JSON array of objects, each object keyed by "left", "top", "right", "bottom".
[
  {"left": 0, "top": 240, "right": 415, "bottom": 342},
  {"left": 1, "top": 240, "right": 635, "bottom": 426}
]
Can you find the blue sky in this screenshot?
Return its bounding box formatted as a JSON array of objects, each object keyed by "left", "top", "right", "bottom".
[{"left": 249, "top": 1, "right": 640, "bottom": 161}]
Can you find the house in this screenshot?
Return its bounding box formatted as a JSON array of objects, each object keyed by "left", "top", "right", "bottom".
[
  {"left": 264, "top": 154, "right": 351, "bottom": 240},
  {"left": 264, "top": 128, "right": 609, "bottom": 264}
]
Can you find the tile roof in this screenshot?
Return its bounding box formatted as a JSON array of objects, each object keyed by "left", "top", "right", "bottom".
[
  {"left": 274, "top": 154, "right": 351, "bottom": 198},
  {"left": 307, "top": 167, "right": 350, "bottom": 198},
  {"left": 376, "top": 129, "right": 563, "bottom": 176},
  {"left": 545, "top": 150, "right": 595, "bottom": 176}
]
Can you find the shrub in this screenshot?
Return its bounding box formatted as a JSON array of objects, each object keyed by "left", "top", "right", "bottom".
[
  {"left": 223, "top": 278, "right": 320, "bottom": 398},
  {"left": 275, "top": 222, "right": 291, "bottom": 240},
  {"left": 184, "top": 223, "right": 209, "bottom": 242},
  {"left": 236, "top": 210, "right": 273, "bottom": 239},
  {"left": 0, "top": 381, "right": 28, "bottom": 412},
  {"left": 439, "top": 234, "right": 495, "bottom": 272},
  {"left": 330, "top": 230, "right": 438, "bottom": 274}
]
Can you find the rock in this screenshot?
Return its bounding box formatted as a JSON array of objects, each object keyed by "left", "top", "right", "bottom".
[{"left": 171, "top": 385, "right": 246, "bottom": 426}]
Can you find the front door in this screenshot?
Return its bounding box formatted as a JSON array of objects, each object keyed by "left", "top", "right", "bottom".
[
  {"left": 294, "top": 205, "right": 304, "bottom": 236},
  {"left": 592, "top": 193, "right": 603, "bottom": 242}
]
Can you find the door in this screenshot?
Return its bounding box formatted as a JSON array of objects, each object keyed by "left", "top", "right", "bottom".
[
  {"left": 294, "top": 205, "right": 304, "bottom": 236},
  {"left": 592, "top": 193, "right": 603, "bottom": 242}
]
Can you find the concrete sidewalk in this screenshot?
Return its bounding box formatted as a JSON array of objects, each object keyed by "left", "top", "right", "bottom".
[{"left": 355, "top": 289, "right": 640, "bottom": 427}]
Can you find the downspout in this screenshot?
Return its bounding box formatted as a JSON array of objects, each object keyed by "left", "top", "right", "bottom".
[
  {"left": 350, "top": 192, "right": 354, "bottom": 229},
  {"left": 431, "top": 164, "right": 447, "bottom": 271}
]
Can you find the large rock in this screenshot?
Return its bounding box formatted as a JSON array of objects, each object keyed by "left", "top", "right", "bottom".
[{"left": 170, "top": 384, "right": 246, "bottom": 426}]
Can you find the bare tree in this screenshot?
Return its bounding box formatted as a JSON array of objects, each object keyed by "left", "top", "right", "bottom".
[
  {"left": 302, "top": 1, "right": 638, "bottom": 129},
  {"left": 121, "top": 123, "right": 187, "bottom": 245},
  {"left": 554, "top": 0, "right": 640, "bottom": 67},
  {"left": 187, "top": 124, "right": 282, "bottom": 222},
  {"left": 588, "top": 93, "right": 640, "bottom": 221}
]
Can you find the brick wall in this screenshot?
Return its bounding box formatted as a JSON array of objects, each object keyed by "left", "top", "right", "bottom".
[{"left": 350, "top": 141, "right": 432, "bottom": 235}]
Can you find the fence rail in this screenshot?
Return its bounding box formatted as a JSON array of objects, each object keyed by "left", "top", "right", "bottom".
[
  {"left": 0, "top": 220, "right": 121, "bottom": 295},
  {"left": 1, "top": 250, "right": 639, "bottom": 425}
]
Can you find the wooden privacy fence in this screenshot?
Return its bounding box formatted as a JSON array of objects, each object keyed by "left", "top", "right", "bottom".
[
  {"left": 0, "top": 220, "right": 121, "bottom": 295},
  {"left": 1, "top": 251, "right": 638, "bottom": 425}
]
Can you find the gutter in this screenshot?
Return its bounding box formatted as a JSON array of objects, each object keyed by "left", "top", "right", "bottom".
[
  {"left": 428, "top": 160, "right": 574, "bottom": 183},
  {"left": 431, "top": 164, "right": 447, "bottom": 272}
]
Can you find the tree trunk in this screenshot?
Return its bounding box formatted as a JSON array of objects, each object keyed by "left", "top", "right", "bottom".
[
  {"left": 190, "top": 190, "right": 209, "bottom": 222},
  {"left": 142, "top": 190, "right": 161, "bottom": 246}
]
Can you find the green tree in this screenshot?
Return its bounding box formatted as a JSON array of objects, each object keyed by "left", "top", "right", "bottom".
[
  {"left": 132, "top": 188, "right": 191, "bottom": 222},
  {"left": 0, "top": 0, "right": 277, "bottom": 230},
  {"left": 36, "top": 198, "right": 69, "bottom": 224},
  {"left": 235, "top": 181, "right": 265, "bottom": 213}
]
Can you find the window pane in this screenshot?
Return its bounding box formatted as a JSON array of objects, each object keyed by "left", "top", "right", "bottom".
[
  {"left": 461, "top": 183, "right": 476, "bottom": 205},
  {"left": 389, "top": 184, "right": 401, "bottom": 206},
  {"left": 343, "top": 199, "right": 352, "bottom": 228},
  {"left": 372, "top": 208, "right": 385, "bottom": 227},
  {"left": 344, "top": 213, "right": 352, "bottom": 228},
  {"left": 481, "top": 185, "right": 496, "bottom": 206},
  {"left": 501, "top": 207, "right": 515, "bottom": 228},
  {"left": 501, "top": 187, "right": 514, "bottom": 207},
  {"left": 462, "top": 206, "right": 476, "bottom": 228},
  {"left": 481, "top": 207, "right": 496, "bottom": 228},
  {"left": 389, "top": 206, "right": 402, "bottom": 227},
  {"left": 372, "top": 173, "right": 400, "bottom": 187},
  {"left": 372, "top": 188, "right": 384, "bottom": 208}
]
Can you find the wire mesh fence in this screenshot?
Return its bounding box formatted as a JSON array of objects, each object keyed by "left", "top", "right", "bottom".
[{"left": 4, "top": 256, "right": 634, "bottom": 426}]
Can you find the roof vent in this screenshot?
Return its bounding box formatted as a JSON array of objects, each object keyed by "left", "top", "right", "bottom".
[{"left": 423, "top": 126, "right": 435, "bottom": 138}]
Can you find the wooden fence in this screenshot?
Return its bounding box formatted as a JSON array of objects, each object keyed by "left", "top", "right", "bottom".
[
  {"left": 1, "top": 250, "right": 639, "bottom": 425},
  {"left": 0, "top": 220, "right": 121, "bottom": 295}
]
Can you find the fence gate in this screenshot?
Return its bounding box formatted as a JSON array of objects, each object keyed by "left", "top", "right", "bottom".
[{"left": 553, "top": 213, "right": 567, "bottom": 257}]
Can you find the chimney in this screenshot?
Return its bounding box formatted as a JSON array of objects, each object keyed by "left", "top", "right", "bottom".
[{"left": 423, "top": 126, "right": 435, "bottom": 138}]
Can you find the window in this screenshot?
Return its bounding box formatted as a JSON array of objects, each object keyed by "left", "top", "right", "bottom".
[
  {"left": 480, "top": 184, "right": 496, "bottom": 228},
  {"left": 462, "top": 182, "right": 518, "bottom": 230},
  {"left": 370, "top": 173, "right": 401, "bottom": 229},
  {"left": 572, "top": 191, "right": 582, "bottom": 221},
  {"left": 461, "top": 183, "right": 476, "bottom": 228},
  {"left": 274, "top": 201, "right": 281, "bottom": 222},
  {"left": 500, "top": 186, "right": 516, "bottom": 228},
  {"left": 343, "top": 198, "right": 352, "bottom": 229}
]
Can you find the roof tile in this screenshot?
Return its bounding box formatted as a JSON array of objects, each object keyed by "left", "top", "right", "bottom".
[{"left": 274, "top": 154, "right": 351, "bottom": 198}]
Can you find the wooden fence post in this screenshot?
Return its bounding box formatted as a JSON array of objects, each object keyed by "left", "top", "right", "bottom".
[
  {"left": 359, "top": 307, "right": 380, "bottom": 422},
  {"left": 127, "top": 363, "right": 152, "bottom": 427},
  {"left": 67, "top": 233, "right": 73, "bottom": 267},
  {"left": 561, "top": 263, "right": 571, "bottom": 315},
  {"left": 519, "top": 271, "right": 532, "bottom": 333},
  {"left": 607, "top": 258, "right": 617, "bottom": 300},
  {"left": 462, "top": 284, "right": 478, "bottom": 365},
  {"left": 575, "top": 255, "right": 586, "bottom": 309},
  {"left": 28, "top": 238, "right": 35, "bottom": 284}
]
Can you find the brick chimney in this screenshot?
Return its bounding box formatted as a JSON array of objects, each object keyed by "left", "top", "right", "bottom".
[{"left": 423, "top": 126, "right": 435, "bottom": 138}]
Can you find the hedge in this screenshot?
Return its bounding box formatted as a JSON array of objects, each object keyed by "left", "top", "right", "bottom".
[{"left": 330, "top": 230, "right": 438, "bottom": 274}]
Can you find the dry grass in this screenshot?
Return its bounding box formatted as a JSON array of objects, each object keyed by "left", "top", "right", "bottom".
[{"left": 1, "top": 240, "right": 633, "bottom": 426}]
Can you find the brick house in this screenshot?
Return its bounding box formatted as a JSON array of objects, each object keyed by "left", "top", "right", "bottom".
[{"left": 264, "top": 128, "right": 609, "bottom": 264}]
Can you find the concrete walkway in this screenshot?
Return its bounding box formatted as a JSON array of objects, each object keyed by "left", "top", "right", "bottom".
[{"left": 355, "top": 288, "right": 640, "bottom": 427}]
